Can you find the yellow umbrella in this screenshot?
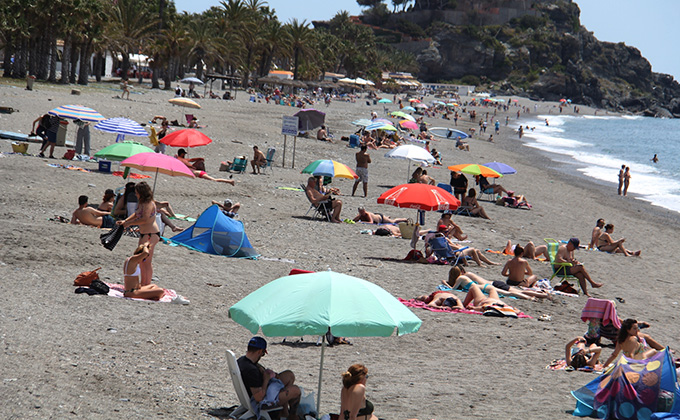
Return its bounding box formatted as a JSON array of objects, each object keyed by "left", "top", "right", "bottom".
[{"left": 168, "top": 98, "right": 201, "bottom": 109}]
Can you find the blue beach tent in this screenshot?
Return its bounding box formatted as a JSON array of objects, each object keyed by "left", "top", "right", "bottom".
[
  {"left": 571, "top": 348, "right": 680, "bottom": 419},
  {"left": 169, "top": 205, "right": 259, "bottom": 258}
]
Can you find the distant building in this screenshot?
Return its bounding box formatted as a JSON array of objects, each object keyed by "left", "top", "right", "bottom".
[
  {"left": 381, "top": 72, "right": 422, "bottom": 90},
  {"left": 267, "top": 70, "right": 293, "bottom": 80}
]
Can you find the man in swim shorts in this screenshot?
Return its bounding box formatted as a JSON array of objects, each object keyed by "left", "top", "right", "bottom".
[
  {"left": 352, "top": 145, "right": 371, "bottom": 197},
  {"left": 177, "top": 149, "right": 235, "bottom": 185},
  {"left": 71, "top": 195, "right": 116, "bottom": 228},
  {"left": 353, "top": 207, "right": 407, "bottom": 224},
  {"left": 501, "top": 244, "right": 538, "bottom": 287}
]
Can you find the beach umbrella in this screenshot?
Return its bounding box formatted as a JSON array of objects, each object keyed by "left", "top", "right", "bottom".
[
  {"left": 301, "top": 159, "right": 358, "bottom": 179},
  {"left": 159, "top": 129, "right": 212, "bottom": 148},
  {"left": 365, "top": 122, "right": 397, "bottom": 132},
  {"left": 228, "top": 271, "right": 422, "bottom": 414},
  {"left": 377, "top": 183, "right": 460, "bottom": 212},
  {"left": 48, "top": 104, "right": 105, "bottom": 122},
  {"left": 414, "top": 103, "right": 428, "bottom": 109},
  {"left": 121, "top": 152, "right": 194, "bottom": 192},
  {"left": 94, "top": 141, "right": 154, "bottom": 162},
  {"left": 482, "top": 161, "right": 517, "bottom": 175},
  {"left": 372, "top": 118, "right": 394, "bottom": 125},
  {"left": 351, "top": 119, "right": 373, "bottom": 127},
  {"left": 180, "top": 77, "right": 204, "bottom": 85},
  {"left": 378, "top": 98, "right": 392, "bottom": 103},
  {"left": 446, "top": 103, "right": 458, "bottom": 107},
  {"left": 403, "top": 106, "right": 416, "bottom": 112},
  {"left": 391, "top": 111, "right": 415, "bottom": 122},
  {"left": 447, "top": 163, "right": 503, "bottom": 178},
  {"left": 168, "top": 97, "right": 201, "bottom": 109},
  {"left": 399, "top": 120, "right": 419, "bottom": 130},
  {"left": 94, "top": 117, "right": 148, "bottom": 143},
  {"left": 408, "top": 98, "right": 420, "bottom": 103},
  {"left": 385, "top": 145, "right": 436, "bottom": 182},
  {"left": 294, "top": 109, "right": 325, "bottom": 131}
]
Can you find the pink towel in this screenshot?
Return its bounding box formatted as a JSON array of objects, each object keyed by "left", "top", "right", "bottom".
[
  {"left": 581, "top": 298, "right": 621, "bottom": 328},
  {"left": 106, "top": 282, "right": 178, "bottom": 303},
  {"left": 399, "top": 298, "right": 532, "bottom": 319}
]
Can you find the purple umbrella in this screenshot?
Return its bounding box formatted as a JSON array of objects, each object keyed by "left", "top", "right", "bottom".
[
  {"left": 294, "top": 109, "right": 326, "bottom": 131},
  {"left": 482, "top": 161, "right": 517, "bottom": 175}
]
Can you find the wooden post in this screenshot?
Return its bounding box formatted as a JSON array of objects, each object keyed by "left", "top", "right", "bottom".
[
  {"left": 282, "top": 135, "right": 287, "bottom": 167},
  {"left": 292, "top": 136, "right": 297, "bottom": 168}
]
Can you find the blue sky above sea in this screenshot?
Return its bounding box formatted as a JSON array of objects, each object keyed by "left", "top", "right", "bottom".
[{"left": 173, "top": 0, "right": 680, "bottom": 82}]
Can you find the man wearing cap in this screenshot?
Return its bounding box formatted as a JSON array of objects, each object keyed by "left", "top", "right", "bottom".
[
  {"left": 237, "top": 337, "right": 300, "bottom": 420},
  {"left": 211, "top": 199, "right": 240, "bottom": 218},
  {"left": 555, "top": 238, "right": 603, "bottom": 297}
]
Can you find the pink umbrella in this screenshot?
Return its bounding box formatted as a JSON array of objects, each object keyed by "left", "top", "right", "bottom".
[
  {"left": 121, "top": 152, "right": 195, "bottom": 192},
  {"left": 399, "top": 120, "right": 419, "bottom": 130}
]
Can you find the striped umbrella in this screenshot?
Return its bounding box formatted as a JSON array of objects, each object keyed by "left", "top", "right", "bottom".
[
  {"left": 94, "top": 117, "right": 147, "bottom": 137},
  {"left": 48, "top": 105, "right": 105, "bottom": 122},
  {"left": 301, "top": 159, "right": 357, "bottom": 179},
  {"left": 365, "top": 122, "right": 397, "bottom": 132}
]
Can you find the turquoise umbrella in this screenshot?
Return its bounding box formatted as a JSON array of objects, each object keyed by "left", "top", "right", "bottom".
[{"left": 228, "top": 271, "right": 421, "bottom": 414}]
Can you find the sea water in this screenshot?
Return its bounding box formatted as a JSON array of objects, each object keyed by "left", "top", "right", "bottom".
[{"left": 519, "top": 114, "right": 680, "bottom": 213}]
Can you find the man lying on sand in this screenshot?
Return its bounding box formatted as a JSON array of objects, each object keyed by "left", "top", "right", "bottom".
[
  {"left": 353, "top": 207, "right": 407, "bottom": 224},
  {"left": 71, "top": 195, "right": 116, "bottom": 228},
  {"left": 177, "top": 149, "right": 235, "bottom": 185}
]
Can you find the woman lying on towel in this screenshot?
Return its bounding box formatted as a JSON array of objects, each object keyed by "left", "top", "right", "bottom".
[
  {"left": 123, "top": 243, "right": 165, "bottom": 300},
  {"left": 565, "top": 337, "right": 602, "bottom": 369},
  {"left": 443, "top": 266, "right": 550, "bottom": 301},
  {"left": 414, "top": 290, "right": 465, "bottom": 310},
  {"left": 462, "top": 283, "right": 519, "bottom": 314},
  {"left": 603, "top": 319, "right": 665, "bottom": 368}
]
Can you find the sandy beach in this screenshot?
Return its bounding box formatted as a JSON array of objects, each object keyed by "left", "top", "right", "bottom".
[{"left": 0, "top": 79, "right": 678, "bottom": 420}]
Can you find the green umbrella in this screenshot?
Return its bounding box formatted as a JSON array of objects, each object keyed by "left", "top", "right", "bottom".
[
  {"left": 94, "top": 141, "right": 154, "bottom": 162},
  {"left": 228, "top": 271, "right": 421, "bottom": 414}
]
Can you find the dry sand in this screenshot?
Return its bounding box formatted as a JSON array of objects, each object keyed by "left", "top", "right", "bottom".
[{"left": 0, "top": 79, "right": 679, "bottom": 420}]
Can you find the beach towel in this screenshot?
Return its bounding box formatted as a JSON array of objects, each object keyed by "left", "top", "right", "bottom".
[
  {"left": 105, "top": 283, "right": 178, "bottom": 303},
  {"left": 483, "top": 303, "right": 518, "bottom": 318},
  {"left": 398, "top": 298, "right": 532, "bottom": 318},
  {"left": 581, "top": 298, "right": 621, "bottom": 328},
  {"left": 47, "top": 163, "right": 91, "bottom": 172},
  {"left": 112, "top": 171, "right": 151, "bottom": 179}
]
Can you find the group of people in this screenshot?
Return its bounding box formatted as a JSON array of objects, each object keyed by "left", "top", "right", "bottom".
[
  {"left": 617, "top": 165, "right": 631, "bottom": 196},
  {"left": 588, "top": 218, "right": 641, "bottom": 256}
]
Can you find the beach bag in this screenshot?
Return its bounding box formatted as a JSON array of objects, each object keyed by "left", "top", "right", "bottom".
[
  {"left": 74, "top": 267, "right": 101, "bottom": 286},
  {"left": 398, "top": 219, "right": 419, "bottom": 239},
  {"left": 296, "top": 388, "right": 317, "bottom": 418},
  {"left": 554, "top": 280, "right": 578, "bottom": 294},
  {"left": 100, "top": 223, "right": 124, "bottom": 251},
  {"left": 89, "top": 279, "right": 110, "bottom": 295}
]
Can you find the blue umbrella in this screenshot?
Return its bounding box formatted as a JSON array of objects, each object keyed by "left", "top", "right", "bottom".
[
  {"left": 482, "top": 161, "right": 517, "bottom": 175},
  {"left": 403, "top": 106, "right": 416, "bottom": 112},
  {"left": 49, "top": 105, "right": 105, "bottom": 122},
  {"left": 378, "top": 98, "right": 392, "bottom": 103},
  {"left": 94, "top": 117, "right": 148, "bottom": 137}
]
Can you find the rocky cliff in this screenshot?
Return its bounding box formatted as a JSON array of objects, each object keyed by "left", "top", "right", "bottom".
[{"left": 405, "top": 1, "right": 680, "bottom": 117}]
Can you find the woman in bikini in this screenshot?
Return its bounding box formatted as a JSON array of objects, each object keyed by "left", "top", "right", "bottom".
[
  {"left": 123, "top": 243, "right": 165, "bottom": 300},
  {"left": 443, "top": 265, "right": 550, "bottom": 300},
  {"left": 565, "top": 337, "right": 602, "bottom": 369},
  {"left": 117, "top": 182, "right": 159, "bottom": 286},
  {"left": 340, "top": 364, "right": 379, "bottom": 420},
  {"left": 462, "top": 282, "right": 518, "bottom": 314},
  {"left": 596, "top": 224, "right": 641, "bottom": 256},
  {"left": 603, "top": 319, "right": 665, "bottom": 367},
  {"left": 436, "top": 212, "right": 467, "bottom": 241},
  {"left": 462, "top": 188, "right": 490, "bottom": 219}
]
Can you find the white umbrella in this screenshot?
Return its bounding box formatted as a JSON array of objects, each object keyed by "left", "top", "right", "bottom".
[
  {"left": 94, "top": 117, "right": 148, "bottom": 143},
  {"left": 385, "top": 145, "right": 436, "bottom": 182},
  {"left": 180, "top": 77, "right": 204, "bottom": 85}
]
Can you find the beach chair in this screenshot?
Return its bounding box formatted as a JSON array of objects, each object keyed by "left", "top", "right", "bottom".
[
  {"left": 477, "top": 188, "right": 496, "bottom": 202},
  {"left": 436, "top": 182, "right": 453, "bottom": 194},
  {"left": 302, "top": 184, "right": 332, "bottom": 222},
  {"left": 427, "top": 236, "right": 469, "bottom": 266},
  {"left": 231, "top": 157, "right": 248, "bottom": 174},
  {"left": 453, "top": 205, "right": 473, "bottom": 217},
  {"left": 226, "top": 350, "right": 282, "bottom": 420},
  {"left": 261, "top": 147, "right": 275, "bottom": 173},
  {"left": 545, "top": 238, "right": 581, "bottom": 289},
  {"left": 184, "top": 114, "right": 194, "bottom": 126}
]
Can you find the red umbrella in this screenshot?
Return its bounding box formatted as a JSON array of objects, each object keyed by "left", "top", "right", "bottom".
[
  {"left": 377, "top": 183, "right": 460, "bottom": 212},
  {"left": 159, "top": 129, "right": 212, "bottom": 148}
]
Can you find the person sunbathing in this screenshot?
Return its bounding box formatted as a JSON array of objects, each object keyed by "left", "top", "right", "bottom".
[
  {"left": 596, "top": 224, "right": 641, "bottom": 256},
  {"left": 414, "top": 290, "right": 464, "bottom": 310},
  {"left": 97, "top": 189, "right": 116, "bottom": 213},
  {"left": 555, "top": 238, "right": 603, "bottom": 297},
  {"left": 462, "top": 283, "right": 519, "bottom": 314},
  {"left": 436, "top": 212, "right": 467, "bottom": 241},
  {"left": 425, "top": 226, "right": 498, "bottom": 267},
  {"left": 462, "top": 188, "right": 490, "bottom": 219},
  {"left": 123, "top": 243, "right": 166, "bottom": 300},
  {"left": 588, "top": 218, "right": 605, "bottom": 250},
  {"left": 502, "top": 240, "right": 549, "bottom": 260},
  {"left": 475, "top": 175, "right": 507, "bottom": 196},
  {"left": 501, "top": 245, "right": 538, "bottom": 287},
  {"left": 502, "top": 191, "right": 531, "bottom": 208},
  {"left": 602, "top": 319, "right": 664, "bottom": 368},
  {"left": 353, "top": 207, "right": 407, "bottom": 224},
  {"left": 443, "top": 265, "right": 549, "bottom": 300},
  {"left": 565, "top": 337, "right": 602, "bottom": 369},
  {"left": 71, "top": 195, "right": 116, "bottom": 228},
  {"left": 177, "top": 148, "right": 235, "bottom": 185}
]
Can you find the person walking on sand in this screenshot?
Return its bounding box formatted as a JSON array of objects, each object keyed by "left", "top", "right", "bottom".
[
  {"left": 617, "top": 165, "right": 625, "bottom": 195},
  {"left": 352, "top": 145, "right": 371, "bottom": 197},
  {"left": 121, "top": 80, "right": 130, "bottom": 100},
  {"left": 623, "top": 167, "right": 631, "bottom": 196}
]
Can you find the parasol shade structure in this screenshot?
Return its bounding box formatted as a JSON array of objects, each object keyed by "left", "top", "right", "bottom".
[
  {"left": 159, "top": 129, "right": 212, "bottom": 148},
  {"left": 301, "top": 159, "right": 357, "bottom": 179},
  {"left": 94, "top": 117, "right": 148, "bottom": 137},
  {"left": 48, "top": 105, "right": 105, "bottom": 122},
  {"left": 447, "top": 163, "right": 503, "bottom": 178},
  {"left": 377, "top": 183, "right": 460, "bottom": 211},
  {"left": 294, "top": 109, "right": 325, "bottom": 132},
  {"left": 168, "top": 97, "right": 201, "bottom": 109},
  {"left": 93, "top": 141, "right": 154, "bottom": 162}
]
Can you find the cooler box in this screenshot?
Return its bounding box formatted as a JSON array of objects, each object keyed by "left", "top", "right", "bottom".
[
  {"left": 56, "top": 120, "right": 69, "bottom": 146},
  {"left": 98, "top": 160, "right": 112, "bottom": 173},
  {"left": 11, "top": 142, "right": 28, "bottom": 154},
  {"left": 349, "top": 134, "right": 360, "bottom": 148}
]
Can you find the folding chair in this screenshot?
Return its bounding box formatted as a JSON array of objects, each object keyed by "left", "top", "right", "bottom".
[
  {"left": 477, "top": 187, "right": 496, "bottom": 202},
  {"left": 261, "top": 147, "right": 275, "bottom": 173},
  {"left": 436, "top": 183, "right": 453, "bottom": 194},
  {"left": 226, "top": 350, "right": 282, "bottom": 420},
  {"left": 453, "top": 206, "right": 473, "bottom": 217},
  {"left": 301, "top": 184, "right": 332, "bottom": 221},
  {"left": 184, "top": 114, "right": 194, "bottom": 125},
  {"left": 231, "top": 157, "right": 248, "bottom": 174},
  {"left": 545, "top": 238, "right": 581, "bottom": 290},
  {"left": 427, "top": 236, "right": 469, "bottom": 266}
]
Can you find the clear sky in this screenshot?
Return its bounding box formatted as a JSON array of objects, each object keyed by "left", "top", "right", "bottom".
[{"left": 173, "top": 0, "right": 679, "bottom": 80}]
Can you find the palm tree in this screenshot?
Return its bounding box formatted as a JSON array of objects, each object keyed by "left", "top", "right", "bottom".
[
  {"left": 285, "top": 19, "right": 313, "bottom": 80},
  {"left": 105, "top": 0, "right": 157, "bottom": 80}
]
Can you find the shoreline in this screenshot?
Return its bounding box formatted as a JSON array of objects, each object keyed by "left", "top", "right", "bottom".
[{"left": 1, "top": 81, "right": 679, "bottom": 420}]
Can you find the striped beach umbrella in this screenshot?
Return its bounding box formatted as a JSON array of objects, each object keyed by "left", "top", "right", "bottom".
[
  {"left": 301, "top": 159, "right": 357, "bottom": 179},
  {"left": 48, "top": 104, "right": 105, "bottom": 122},
  {"left": 365, "top": 122, "right": 397, "bottom": 132},
  {"left": 94, "top": 117, "right": 148, "bottom": 137}
]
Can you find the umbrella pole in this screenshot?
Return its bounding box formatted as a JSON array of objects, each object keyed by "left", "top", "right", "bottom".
[
  {"left": 152, "top": 168, "right": 159, "bottom": 193},
  {"left": 316, "top": 333, "right": 326, "bottom": 416}
]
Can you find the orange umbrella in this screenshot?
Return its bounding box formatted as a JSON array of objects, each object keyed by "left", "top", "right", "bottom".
[
  {"left": 160, "top": 129, "right": 212, "bottom": 148},
  {"left": 447, "top": 163, "right": 502, "bottom": 178}
]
